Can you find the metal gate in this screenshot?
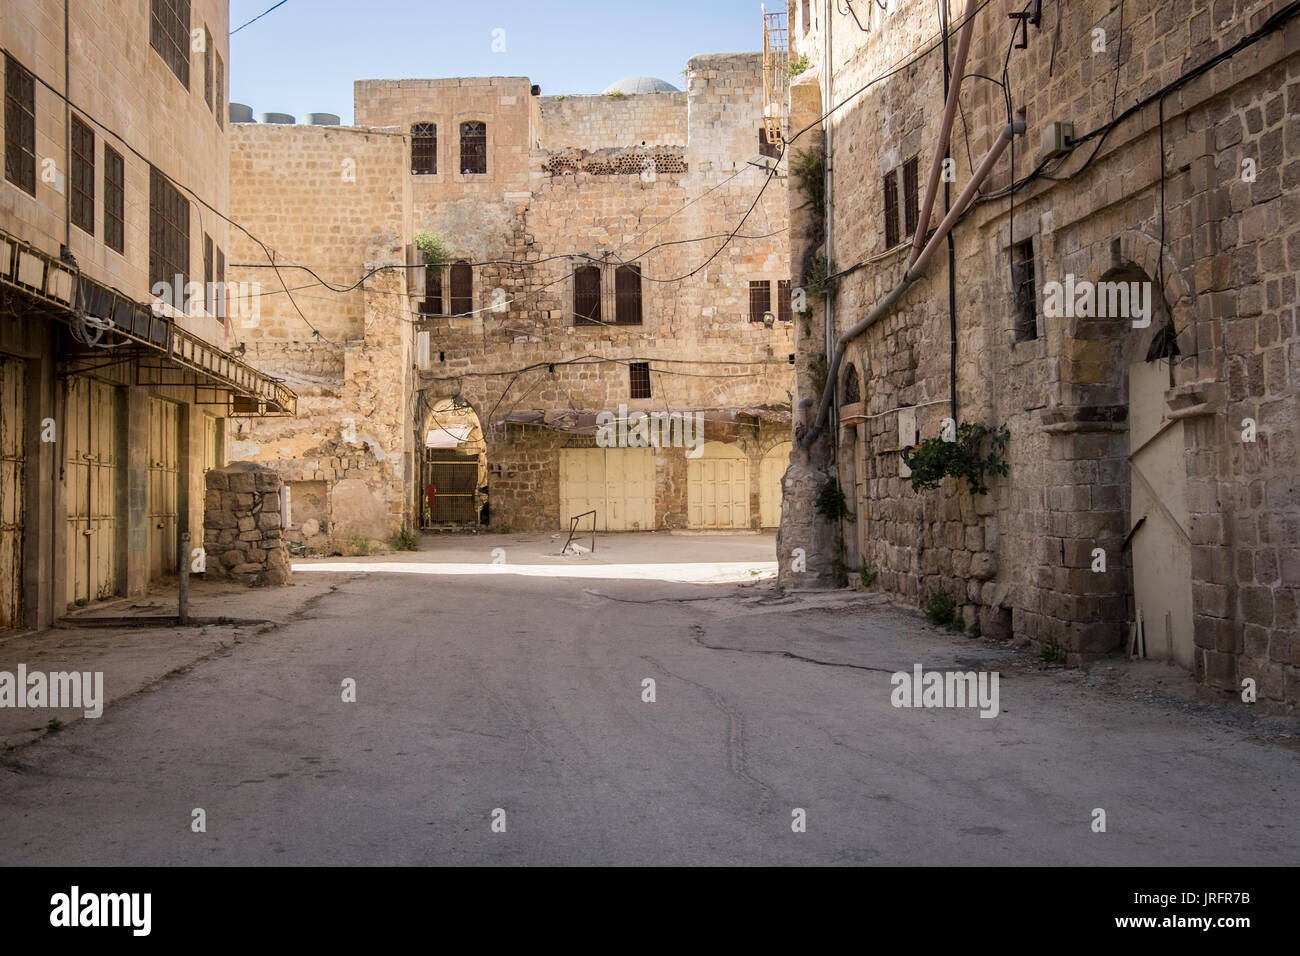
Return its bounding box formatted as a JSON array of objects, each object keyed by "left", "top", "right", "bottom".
[
  {"left": 148, "top": 397, "right": 180, "bottom": 580},
  {"left": 421, "top": 450, "right": 478, "bottom": 525},
  {"left": 0, "top": 357, "right": 25, "bottom": 629},
  {"left": 65, "top": 375, "right": 121, "bottom": 606},
  {"left": 558, "top": 447, "right": 655, "bottom": 531}
]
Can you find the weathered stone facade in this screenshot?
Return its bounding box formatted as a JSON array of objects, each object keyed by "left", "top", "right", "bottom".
[
  {"left": 228, "top": 54, "right": 794, "bottom": 545},
  {"left": 781, "top": 0, "right": 1300, "bottom": 710},
  {"left": 204, "top": 462, "right": 291, "bottom": 586}
]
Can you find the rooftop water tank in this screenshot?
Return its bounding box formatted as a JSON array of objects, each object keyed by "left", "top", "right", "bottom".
[
  {"left": 259, "top": 112, "right": 295, "bottom": 124},
  {"left": 229, "top": 103, "right": 254, "bottom": 123},
  {"left": 305, "top": 112, "right": 341, "bottom": 125}
]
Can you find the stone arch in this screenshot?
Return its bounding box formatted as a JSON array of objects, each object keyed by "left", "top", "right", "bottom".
[
  {"left": 840, "top": 357, "right": 863, "bottom": 406},
  {"left": 417, "top": 393, "right": 487, "bottom": 528}
]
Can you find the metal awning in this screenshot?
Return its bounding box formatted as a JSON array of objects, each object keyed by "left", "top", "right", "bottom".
[{"left": 0, "top": 228, "right": 296, "bottom": 416}]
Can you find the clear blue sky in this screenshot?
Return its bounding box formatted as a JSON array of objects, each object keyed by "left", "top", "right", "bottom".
[{"left": 228, "top": 0, "right": 769, "bottom": 124}]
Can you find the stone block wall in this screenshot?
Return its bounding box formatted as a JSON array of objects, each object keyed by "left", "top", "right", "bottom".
[{"left": 204, "top": 462, "right": 291, "bottom": 586}]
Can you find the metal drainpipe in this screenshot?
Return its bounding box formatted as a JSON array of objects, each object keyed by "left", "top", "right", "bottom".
[
  {"left": 823, "top": 0, "right": 836, "bottom": 449},
  {"left": 63, "top": 0, "right": 71, "bottom": 255}
]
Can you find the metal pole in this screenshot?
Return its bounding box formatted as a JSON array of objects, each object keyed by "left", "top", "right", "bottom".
[{"left": 178, "top": 530, "right": 189, "bottom": 625}]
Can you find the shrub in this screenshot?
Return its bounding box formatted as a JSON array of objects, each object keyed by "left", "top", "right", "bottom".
[
  {"left": 787, "top": 53, "right": 810, "bottom": 78},
  {"left": 816, "top": 477, "right": 852, "bottom": 520},
  {"left": 902, "top": 422, "right": 1010, "bottom": 496},
  {"left": 392, "top": 526, "right": 419, "bottom": 552},
  {"left": 923, "top": 588, "right": 956, "bottom": 627},
  {"left": 413, "top": 230, "right": 450, "bottom": 266}
]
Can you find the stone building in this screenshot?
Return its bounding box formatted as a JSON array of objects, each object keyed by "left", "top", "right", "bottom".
[
  {"left": 779, "top": 0, "right": 1300, "bottom": 709},
  {"left": 227, "top": 53, "right": 794, "bottom": 547},
  {"left": 0, "top": 1, "right": 292, "bottom": 633}
]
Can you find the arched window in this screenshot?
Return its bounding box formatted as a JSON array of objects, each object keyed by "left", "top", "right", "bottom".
[
  {"left": 449, "top": 262, "right": 473, "bottom": 316},
  {"left": 842, "top": 365, "right": 862, "bottom": 405},
  {"left": 574, "top": 266, "right": 601, "bottom": 325},
  {"left": 411, "top": 123, "right": 437, "bottom": 174},
  {"left": 615, "top": 265, "right": 642, "bottom": 324},
  {"left": 460, "top": 121, "right": 486, "bottom": 174}
]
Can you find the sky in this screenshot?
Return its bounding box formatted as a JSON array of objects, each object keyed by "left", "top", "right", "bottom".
[{"left": 228, "top": 0, "right": 771, "bottom": 125}]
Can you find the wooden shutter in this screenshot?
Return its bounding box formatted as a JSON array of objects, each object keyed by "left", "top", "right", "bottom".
[
  {"left": 574, "top": 266, "right": 601, "bottom": 324},
  {"left": 449, "top": 262, "right": 473, "bottom": 315},
  {"left": 615, "top": 265, "right": 642, "bottom": 324},
  {"left": 883, "top": 168, "right": 900, "bottom": 249}
]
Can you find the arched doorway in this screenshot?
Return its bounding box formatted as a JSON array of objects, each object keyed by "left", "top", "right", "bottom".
[
  {"left": 418, "top": 395, "right": 486, "bottom": 529},
  {"left": 760, "top": 441, "right": 792, "bottom": 528},
  {"left": 687, "top": 441, "right": 749, "bottom": 529}
]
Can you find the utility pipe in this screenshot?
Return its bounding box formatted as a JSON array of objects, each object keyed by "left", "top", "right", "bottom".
[
  {"left": 800, "top": 121, "right": 1024, "bottom": 451},
  {"left": 909, "top": 0, "right": 979, "bottom": 268}
]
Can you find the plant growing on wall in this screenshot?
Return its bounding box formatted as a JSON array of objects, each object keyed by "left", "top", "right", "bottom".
[
  {"left": 414, "top": 230, "right": 450, "bottom": 266},
  {"left": 807, "top": 253, "right": 838, "bottom": 300},
  {"left": 816, "top": 476, "right": 853, "bottom": 521},
  {"left": 902, "top": 422, "right": 1010, "bottom": 496},
  {"left": 787, "top": 53, "right": 810, "bottom": 78},
  {"left": 791, "top": 148, "right": 825, "bottom": 220}
]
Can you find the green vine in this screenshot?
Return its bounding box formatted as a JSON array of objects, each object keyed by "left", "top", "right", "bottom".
[
  {"left": 791, "top": 149, "right": 825, "bottom": 220},
  {"left": 902, "top": 422, "right": 1010, "bottom": 496},
  {"left": 787, "top": 53, "right": 810, "bottom": 78},
  {"left": 807, "top": 253, "right": 838, "bottom": 300}
]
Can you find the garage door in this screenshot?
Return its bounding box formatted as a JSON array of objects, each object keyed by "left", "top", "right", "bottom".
[
  {"left": 687, "top": 441, "right": 749, "bottom": 529},
  {"left": 759, "top": 441, "right": 791, "bottom": 528},
  {"left": 148, "top": 397, "right": 180, "bottom": 580},
  {"left": 559, "top": 447, "right": 655, "bottom": 531},
  {"left": 0, "top": 356, "right": 25, "bottom": 629},
  {"left": 65, "top": 376, "right": 121, "bottom": 606}
]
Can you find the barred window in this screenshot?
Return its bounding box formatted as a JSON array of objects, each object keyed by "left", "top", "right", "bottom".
[
  {"left": 4, "top": 54, "right": 36, "bottom": 196},
  {"left": 215, "top": 246, "right": 226, "bottom": 319},
  {"left": 615, "top": 265, "right": 642, "bottom": 324},
  {"left": 70, "top": 115, "right": 95, "bottom": 236},
  {"left": 778, "top": 279, "right": 793, "bottom": 323},
  {"left": 104, "top": 146, "right": 125, "bottom": 253},
  {"left": 449, "top": 261, "right": 473, "bottom": 315},
  {"left": 149, "top": 166, "right": 189, "bottom": 306},
  {"left": 1012, "top": 240, "right": 1038, "bottom": 342},
  {"left": 150, "top": 0, "right": 191, "bottom": 88},
  {"left": 203, "top": 28, "right": 213, "bottom": 111},
  {"left": 460, "top": 121, "right": 486, "bottom": 174},
  {"left": 903, "top": 155, "right": 919, "bottom": 237},
  {"left": 412, "top": 123, "right": 437, "bottom": 174},
  {"left": 215, "top": 51, "right": 224, "bottom": 128},
  {"left": 748, "top": 280, "right": 772, "bottom": 322},
  {"left": 883, "top": 168, "right": 900, "bottom": 249},
  {"left": 629, "top": 362, "right": 651, "bottom": 399},
  {"left": 419, "top": 265, "right": 444, "bottom": 315},
  {"left": 574, "top": 265, "right": 601, "bottom": 325},
  {"left": 203, "top": 233, "right": 214, "bottom": 313}
]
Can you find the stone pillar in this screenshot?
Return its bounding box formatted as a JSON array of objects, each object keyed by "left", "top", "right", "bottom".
[{"left": 204, "top": 461, "right": 291, "bottom": 586}]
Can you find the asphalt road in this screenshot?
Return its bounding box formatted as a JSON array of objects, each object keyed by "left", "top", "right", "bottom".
[{"left": 1, "top": 534, "right": 1296, "bottom": 865}]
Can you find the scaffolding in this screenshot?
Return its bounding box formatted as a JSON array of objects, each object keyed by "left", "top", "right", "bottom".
[{"left": 761, "top": 5, "right": 789, "bottom": 146}]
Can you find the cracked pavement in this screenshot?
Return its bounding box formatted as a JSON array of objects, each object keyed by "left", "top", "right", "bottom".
[{"left": 0, "top": 532, "right": 1296, "bottom": 865}]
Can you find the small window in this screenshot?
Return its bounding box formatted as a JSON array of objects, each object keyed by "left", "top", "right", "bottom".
[
  {"left": 149, "top": 165, "right": 189, "bottom": 306},
  {"left": 460, "top": 121, "right": 486, "bottom": 174},
  {"left": 748, "top": 280, "right": 772, "bottom": 322},
  {"left": 615, "top": 265, "right": 642, "bottom": 324},
  {"left": 903, "top": 155, "right": 919, "bottom": 237},
  {"left": 449, "top": 261, "right": 473, "bottom": 315},
  {"left": 629, "top": 362, "right": 651, "bottom": 399},
  {"left": 758, "top": 128, "right": 781, "bottom": 160},
  {"left": 1012, "top": 239, "right": 1037, "bottom": 342},
  {"left": 104, "top": 146, "right": 125, "bottom": 253},
  {"left": 883, "top": 168, "right": 900, "bottom": 249},
  {"left": 70, "top": 115, "right": 95, "bottom": 236},
  {"left": 778, "top": 279, "right": 793, "bottom": 323},
  {"left": 215, "top": 246, "right": 225, "bottom": 320},
  {"left": 574, "top": 265, "right": 601, "bottom": 325},
  {"left": 150, "top": 0, "right": 191, "bottom": 88},
  {"left": 215, "top": 51, "right": 224, "bottom": 129},
  {"left": 411, "top": 123, "right": 437, "bottom": 174},
  {"left": 203, "top": 28, "right": 214, "bottom": 111},
  {"left": 419, "top": 265, "right": 443, "bottom": 314},
  {"left": 203, "top": 233, "right": 213, "bottom": 313},
  {"left": 5, "top": 54, "right": 36, "bottom": 196}
]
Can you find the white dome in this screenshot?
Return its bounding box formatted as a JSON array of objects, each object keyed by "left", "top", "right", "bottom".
[{"left": 603, "top": 76, "right": 680, "bottom": 95}]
